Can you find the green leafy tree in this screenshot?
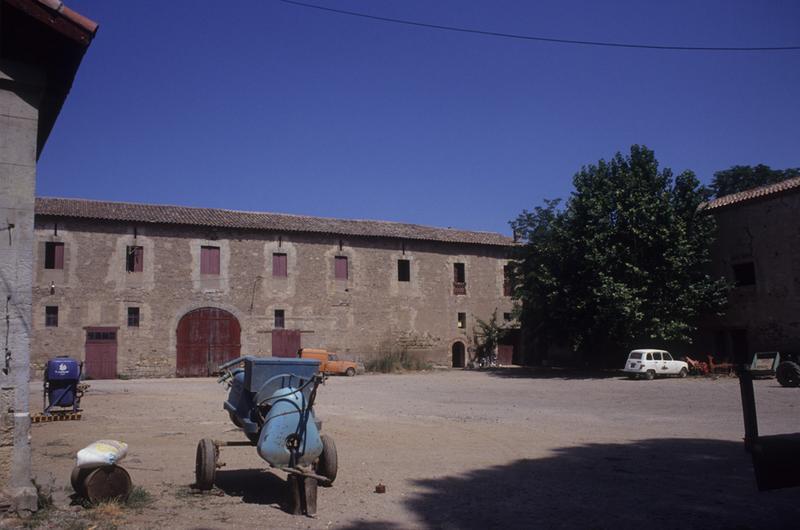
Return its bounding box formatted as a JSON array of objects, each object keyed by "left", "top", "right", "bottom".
[
  {"left": 473, "top": 309, "right": 505, "bottom": 363},
  {"left": 711, "top": 165, "right": 799, "bottom": 198},
  {"left": 510, "top": 146, "right": 728, "bottom": 365}
]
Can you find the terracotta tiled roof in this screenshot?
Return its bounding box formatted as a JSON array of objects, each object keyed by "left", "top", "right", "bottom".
[
  {"left": 35, "top": 197, "right": 514, "bottom": 247},
  {"left": 703, "top": 176, "right": 800, "bottom": 211}
]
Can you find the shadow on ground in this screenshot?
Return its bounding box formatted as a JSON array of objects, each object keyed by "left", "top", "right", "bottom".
[
  {"left": 481, "top": 366, "right": 623, "bottom": 380},
  {"left": 214, "top": 468, "right": 287, "bottom": 507},
  {"left": 340, "top": 438, "right": 798, "bottom": 530}
]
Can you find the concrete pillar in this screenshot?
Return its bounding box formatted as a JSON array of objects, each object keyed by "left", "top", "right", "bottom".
[{"left": 0, "top": 59, "right": 44, "bottom": 513}]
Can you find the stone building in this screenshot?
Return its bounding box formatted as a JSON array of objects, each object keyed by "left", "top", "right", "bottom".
[
  {"left": 31, "top": 198, "right": 516, "bottom": 378},
  {"left": 1, "top": 0, "right": 96, "bottom": 512},
  {"left": 696, "top": 177, "right": 800, "bottom": 361}
]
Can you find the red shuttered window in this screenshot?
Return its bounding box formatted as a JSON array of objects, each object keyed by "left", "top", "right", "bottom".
[
  {"left": 126, "top": 246, "right": 143, "bottom": 272},
  {"left": 200, "top": 246, "right": 220, "bottom": 275},
  {"left": 273, "top": 253, "right": 288, "bottom": 277},
  {"left": 334, "top": 256, "right": 348, "bottom": 280},
  {"left": 44, "top": 242, "right": 64, "bottom": 270}
]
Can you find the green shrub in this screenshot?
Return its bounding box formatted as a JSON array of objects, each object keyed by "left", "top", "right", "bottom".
[
  {"left": 365, "top": 348, "right": 432, "bottom": 373},
  {"left": 124, "top": 486, "right": 153, "bottom": 510}
]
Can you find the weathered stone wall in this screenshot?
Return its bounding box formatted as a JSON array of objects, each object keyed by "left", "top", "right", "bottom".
[
  {"left": 31, "top": 216, "right": 514, "bottom": 377},
  {"left": 699, "top": 192, "right": 800, "bottom": 356},
  {"left": 0, "top": 60, "right": 41, "bottom": 512}
]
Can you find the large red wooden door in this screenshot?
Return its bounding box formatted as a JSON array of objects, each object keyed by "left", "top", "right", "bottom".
[
  {"left": 497, "top": 344, "right": 514, "bottom": 366},
  {"left": 85, "top": 327, "right": 118, "bottom": 379},
  {"left": 272, "top": 329, "right": 301, "bottom": 358},
  {"left": 176, "top": 308, "right": 241, "bottom": 377}
]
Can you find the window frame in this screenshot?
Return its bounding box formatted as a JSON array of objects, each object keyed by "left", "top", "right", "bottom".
[
  {"left": 44, "top": 242, "right": 64, "bottom": 270},
  {"left": 397, "top": 259, "right": 411, "bottom": 282},
  {"left": 45, "top": 306, "right": 59, "bottom": 327},
  {"left": 200, "top": 245, "right": 220, "bottom": 275},
  {"left": 334, "top": 255, "right": 349, "bottom": 280},
  {"left": 453, "top": 262, "right": 466, "bottom": 295},
  {"left": 272, "top": 252, "right": 288, "bottom": 277},
  {"left": 503, "top": 264, "right": 513, "bottom": 296},
  {"left": 126, "top": 245, "right": 143, "bottom": 273},
  {"left": 127, "top": 307, "right": 140, "bottom": 327}
]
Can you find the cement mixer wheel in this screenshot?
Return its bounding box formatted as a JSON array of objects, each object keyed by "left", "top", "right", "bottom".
[
  {"left": 195, "top": 438, "right": 217, "bottom": 490},
  {"left": 315, "top": 434, "right": 338, "bottom": 486}
]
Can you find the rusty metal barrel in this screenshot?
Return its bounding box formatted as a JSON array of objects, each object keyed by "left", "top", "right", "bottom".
[{"left": 71, "top": 465, "right": 132, "bottom": 503}]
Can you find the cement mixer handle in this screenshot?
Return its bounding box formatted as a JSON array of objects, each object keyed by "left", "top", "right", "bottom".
[{"left": 218, "top": 356, "right": 248, "bottom": 371}]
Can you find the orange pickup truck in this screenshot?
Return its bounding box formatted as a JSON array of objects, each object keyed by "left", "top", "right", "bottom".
[{"left": 299, "top": 349, "right": 361, "bottom": 376}]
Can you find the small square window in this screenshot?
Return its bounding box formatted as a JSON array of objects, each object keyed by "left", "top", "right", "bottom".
[
  {"left": 126, "top": 246, "right": 143, "bottom": 272},
  {"left": 457, "top": 312, "right": 466, "bottom": 329},
  {"left": 127, "top": 307, "right": 140, "bottom": 327},
  {"left": 201, "top": 246, "right": 220, "bottom": 275},
  {"left": 733, "top": 262, "right": 756, "bottom": 287},
  {"left": 398, "top": 259, "right": 410, "bottom": 282},
  {"left": 335, "top": 256, "right": 348, "bottom": 280},
  {"left": 274, "top": 309, "right": 285, "bottom": 329},
  {"left": 273, "top": 253, "right": 288, "bottom": 277},
  {"left": 44, "top": 242, "right": 64, "bottom": 270},
  {"left": 45, "top": 306, "right": 58, "bottom": 327},
  {"left": 503, "top": 312, "right": 512, "bottom": 322}
]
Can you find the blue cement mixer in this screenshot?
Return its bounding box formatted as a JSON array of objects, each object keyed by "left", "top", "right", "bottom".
[
  {"left": 43, "top": 357, "right": 83, "bottom": 414},
  {"left": 195, "top": 356, "right": 337, "bottom": 516}
]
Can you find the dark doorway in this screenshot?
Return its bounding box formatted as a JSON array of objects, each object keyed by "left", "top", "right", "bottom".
[
  {"left": 272, "top": 329, "right": 302, "bottom": 358},
  {"left": 452, "top": 342, "right": 465, "bottom": 368},
  {"left": 176, "top": 307, "right": 241, "bottom": 377},
  {"left": 714, "top": 328, "right": 750, "bottom": 364},
  {"left": 84, "top": 327, "right": 118, "bottom": 379},
  {"left": 731, "top": 329, "right": 749, "bottom": 365}
]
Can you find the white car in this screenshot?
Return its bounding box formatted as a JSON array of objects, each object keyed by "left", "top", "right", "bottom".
[{"left": 623, "top": 349, "right": 688, "bottom": 380}]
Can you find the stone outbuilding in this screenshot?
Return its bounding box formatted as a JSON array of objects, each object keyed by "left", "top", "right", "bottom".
[
  {"left": 32, "top": 198, "right": 516, "bottom": 378},
  {"left": 697, "top": 177, "right": 800, "bottom": 361}
]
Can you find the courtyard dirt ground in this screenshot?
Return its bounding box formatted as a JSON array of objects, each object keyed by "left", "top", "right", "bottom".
[{"left": 14, "top": 369, "right": 800, "bottom": 529}]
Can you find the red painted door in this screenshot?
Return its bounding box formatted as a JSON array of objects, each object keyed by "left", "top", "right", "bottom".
[
  {"left": 272, "top": 329, "right": 301, "bottom": 358},
  {"left": 85, "top": 327, "right": 118, "bottom": 379},
  {"left": 176, "top": 308, "right": 241, "bottom": 377},
  {"left": 497, "top": 344, "right": 514, "bottom": 366}
]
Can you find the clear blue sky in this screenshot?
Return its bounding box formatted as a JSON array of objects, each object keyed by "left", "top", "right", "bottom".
[{"left": 37, "top": 0, "right": 800, "bottom": 235}]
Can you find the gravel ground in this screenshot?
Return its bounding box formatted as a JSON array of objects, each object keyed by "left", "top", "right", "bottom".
[{"left": 18, "top": 368, "right": 800, "bottom": 529}]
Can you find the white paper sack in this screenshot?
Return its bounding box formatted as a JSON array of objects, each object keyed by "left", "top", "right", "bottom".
[{"left": 76, "top": 440, "right": 129, "bottom": 468}]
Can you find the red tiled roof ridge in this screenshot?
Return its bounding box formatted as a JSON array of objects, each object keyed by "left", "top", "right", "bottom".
[
  {"left": 35, "top": 197, "right": 514, "bottom": 246},
  {"left": 36, "top": 0, "right": 98, "bottom": 35},
  {"left": 703, "top": 175, "right": 800, "bottom": 211}
]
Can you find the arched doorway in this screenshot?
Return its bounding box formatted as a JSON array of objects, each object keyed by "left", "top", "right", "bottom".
[
  {"left": 452, "top": 341, "right": 465, "bottom": 368},
  {"left": 176, "top": 307, "right": 241, "bottom": 377}
]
